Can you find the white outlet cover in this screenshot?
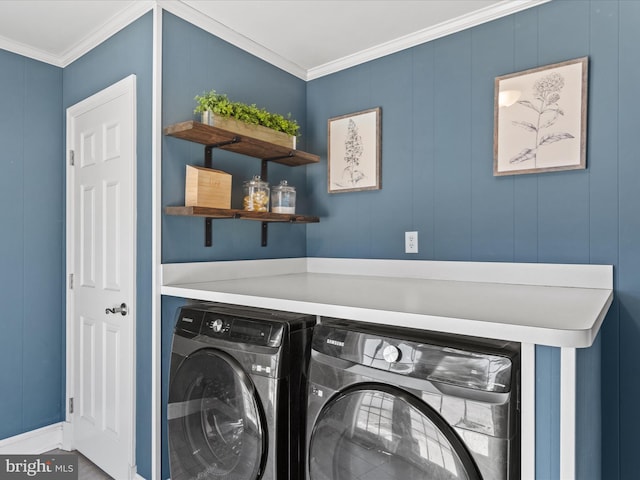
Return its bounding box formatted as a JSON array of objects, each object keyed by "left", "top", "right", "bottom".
[{"left": 405, "top": 231, "right": 418, "bottom": 253}]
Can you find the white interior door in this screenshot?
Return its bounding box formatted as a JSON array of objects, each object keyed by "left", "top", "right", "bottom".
[{"left": 65, "top": 75, "right": 137, "bottom": 480}]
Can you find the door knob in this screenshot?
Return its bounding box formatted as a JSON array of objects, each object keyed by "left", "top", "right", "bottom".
[{"left": 106, "top": 303, "right": 128, "bottom": 316}]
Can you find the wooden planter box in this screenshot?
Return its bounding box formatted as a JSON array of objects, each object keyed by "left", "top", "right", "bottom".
[{"left": 201, "top": 111, "right": 296, "bottom": 150}]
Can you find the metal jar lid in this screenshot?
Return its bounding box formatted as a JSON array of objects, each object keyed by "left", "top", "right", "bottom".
[
  {"left": 272, "top": 180, "right": 295, "bottom": 193},
  {"left": 244, "top": 174, "right": 269, "bottom": 188}
]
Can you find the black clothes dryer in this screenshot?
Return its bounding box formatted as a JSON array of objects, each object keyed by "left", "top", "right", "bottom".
[
  {"left": 168, "top": 303, "right": 315, "bottom": 480},
  {"left": 306, "top": 319, "right": 520, "bottom": 480}
]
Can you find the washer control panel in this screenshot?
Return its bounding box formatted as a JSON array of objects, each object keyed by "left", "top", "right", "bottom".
[{"left": 200, "top": 312, "right": 279, "bottom": 347}]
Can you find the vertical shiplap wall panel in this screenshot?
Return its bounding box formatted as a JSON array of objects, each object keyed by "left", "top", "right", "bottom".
[
  {"left": 586, "top": 2, "right": 621, "bottom": 477},
  {"left": 617, "top": 2, "right": 640, "bottom": 479},
  {"left": 536, "top": 1, "right": 591, "bottom": 265},
  {"left": 368, "top": 51, "right": 413, "bottom": 258},
  {"left": 470, "top": 20, "right": 516, "bottom": 261},
  {"left": 535, "top": 346, "right": 561, "bottom": 480},
  {"left": 512, "top": 8, "right": 541, "bottom": 263},
  {"left": 576, "top": 336, "right": 602, "bottom": 480},
  {"left": 0, "top": 50, "right": 62, "bottom": 441},
  {"left": 22, "top": 59, "right": 63, "bottom": 431},
  {"left": 410, "top": 43, "right": 436, "bottom": 259},
  {"left": 0, "top": 50, "right": 27, "bottom": 440},
  {"left": 432, "top": 32, "right": 472, "bottom": 261}
]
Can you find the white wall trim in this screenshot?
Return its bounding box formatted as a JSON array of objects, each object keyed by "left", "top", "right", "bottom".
[
  {"left": 157, "top": 0, "right": 308, "bottom": 80},
  {"left": 0, "top": 423, "right": 64, "bottom": 454},
  {"left": 0, "top": 2, "right": 154, "bottom": 68},
  {"left": 521, "top": 343, "right": 536, "bottom": 480},
  {"left": 59, "top": 1, "right": 154, "bottom": 67},
  {"left": 0, "top": 35, "right": 63, "bottom": 67},
  {"left": 151, "top": 5, "right": 163, "bottom": 480},
  {"left": 0, "top": 0, "right": 549, "bottom": 78},
  {"left": 306, "top": 0, "right": 551, "bottom": 80},
  {"left": 560, "top": 347, "right": 577, "bottom": 480}
]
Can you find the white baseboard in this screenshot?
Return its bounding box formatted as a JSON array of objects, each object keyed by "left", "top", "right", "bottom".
[
  {"left": 0, "top": 423, "right": 64, "bottom": 454},
  {"left": 0, "top": 423, "right": 146, "bottom": 479}
]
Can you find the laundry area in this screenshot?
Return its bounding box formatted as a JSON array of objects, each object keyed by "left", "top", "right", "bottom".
[
  {"left": 1, "top": 1, "right": 638, "bottom": 480},
  {"left": 162, "top": 258, "right": 612, "bottom": 480}
]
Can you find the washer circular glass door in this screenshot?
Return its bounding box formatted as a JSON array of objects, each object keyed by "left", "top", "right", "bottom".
[
  {"left": 168, "top": 349, "right": 266, "bottom": 480},
  {"left": 308, "top": 384, "right": 482, "bottom": 480}
]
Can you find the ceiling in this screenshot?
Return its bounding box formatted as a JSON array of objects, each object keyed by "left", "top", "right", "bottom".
[{"left": 0, "top": 0, "right": 548, "bottom": 80}]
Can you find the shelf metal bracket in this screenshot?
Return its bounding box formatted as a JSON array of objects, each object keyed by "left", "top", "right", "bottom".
[
  {"left": 199, "top": 141, "right": 277, "bottom": 248},
  {"left": 261, "top": 159, "right": 269, "bottom": 247},
  {"left": 262, "top": 151, "right": 295, "bottom": 163},
  {"left": 261, "top": 222, "right": 268, "bottom": 247},
  {"left": 201, "top": 138, "right": 240, "bottom": 247}
]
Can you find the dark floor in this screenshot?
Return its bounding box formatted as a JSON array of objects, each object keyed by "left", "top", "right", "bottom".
[{"left": 45, "top": 449, "right": 113, "bottom": 480}]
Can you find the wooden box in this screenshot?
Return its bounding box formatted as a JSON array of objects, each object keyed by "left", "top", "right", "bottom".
[{"left": 185, "top": 165, "right": 232, "bottom": 209}]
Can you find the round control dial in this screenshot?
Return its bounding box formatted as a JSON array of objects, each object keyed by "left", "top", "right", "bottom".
[
  {"left": 382, "top": 345, "right": 401, "bottom": 363},
  {"left": 211, "top": 318, "right": 224, "bottom": 333}
]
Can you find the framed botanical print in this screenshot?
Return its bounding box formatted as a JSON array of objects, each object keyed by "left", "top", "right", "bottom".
[
  {"left": 328, "top": 107, "right": 381, "bottom": 192},
  {"left": 494, "top": 57, "right": 588, "bottom": 176}
]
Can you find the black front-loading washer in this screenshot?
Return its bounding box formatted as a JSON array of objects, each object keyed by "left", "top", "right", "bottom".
[{"left": 168, "top": 303, "right": 315, "bottom": 480}]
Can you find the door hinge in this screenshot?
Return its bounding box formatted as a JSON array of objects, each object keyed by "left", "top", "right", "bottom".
[
  {"left": 69, "top": 150, "right": 75, "bottom": 166},
  {"left": 69, "top": 273, "right": 74, "bottom": 290},
  {"left": 69, "top": 398, "right": 74, "bottom": 414}
]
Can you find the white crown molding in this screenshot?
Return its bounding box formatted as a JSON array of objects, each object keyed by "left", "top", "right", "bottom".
[
  {"left": 158, "top": 0, "right": 308, "bottom": 80},
  {"left": 307, "top": 0, "right": 551, "bottom": 80},
  {"left": 0, "top": 1, "right": 154, "bottom": 67},
  {"left": 59, "top": 0, "right": 155, "bottom": 67},
  {"left": 0, "top": 34, "right": 64, "bottom": 67},
  {"left": 0, "top": 0, "right": 550, "bottom": 76}
]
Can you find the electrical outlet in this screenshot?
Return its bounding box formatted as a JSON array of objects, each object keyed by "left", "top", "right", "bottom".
[{"left": 405, "top": 231, "right": 418, "bottom": 254}]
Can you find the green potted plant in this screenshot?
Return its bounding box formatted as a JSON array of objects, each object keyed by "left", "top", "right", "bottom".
[{"left": 194, "top": 90, "right": 300, "bottom": 149}]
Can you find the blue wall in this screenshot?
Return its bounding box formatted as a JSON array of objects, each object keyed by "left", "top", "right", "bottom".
[
  {"left": 162, "top": 13, "right": 309, "bottom": 263},
  {"left": 306, "top": 1, "right": 636, "bottom": 478},
  {"left": 0, "top": 50, "right": 63, "bottom": 440},
  {"left": 62, "top": 12, "right": 154, "bottom": 479}
]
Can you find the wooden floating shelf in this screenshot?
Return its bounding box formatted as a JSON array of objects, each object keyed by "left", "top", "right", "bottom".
[
  {"left": 165, "top": 206, "right": 320, "bottom": 224},
  {"left": 164, "top": 121, "right": 320, "bottom": 167}
]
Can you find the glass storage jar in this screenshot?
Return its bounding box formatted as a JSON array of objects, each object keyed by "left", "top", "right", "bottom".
[
  {"left": 243, "top": 175, "right": 270, "bottom": 212},
  {"left": 271, "top": 180, "right": 296, "bottom": 214}
]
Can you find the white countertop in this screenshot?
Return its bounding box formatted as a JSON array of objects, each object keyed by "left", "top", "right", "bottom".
[{"left": 161, "top": 258, "right": 613, "bottom": 348}]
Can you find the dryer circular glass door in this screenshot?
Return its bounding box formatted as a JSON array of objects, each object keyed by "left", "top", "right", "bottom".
[
  {"left": 168, "top": 349, "right": 266, "bottom": 480},
  {"left": 308, "top": 384, "right": 482, "bottom": 480}
]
